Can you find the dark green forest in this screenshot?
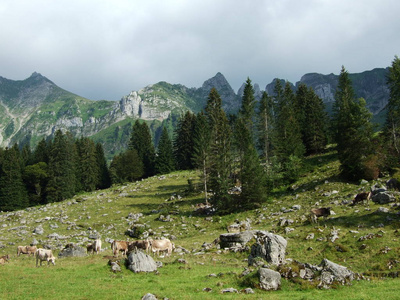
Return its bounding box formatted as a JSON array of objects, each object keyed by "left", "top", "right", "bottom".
[{"left": 1, "top": 57, "right": 400, "bottom": 213}]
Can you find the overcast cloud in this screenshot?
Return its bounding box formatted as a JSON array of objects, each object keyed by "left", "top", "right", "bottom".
[{"left": 0, "top": 0, "right": 399, "bottom": 100}]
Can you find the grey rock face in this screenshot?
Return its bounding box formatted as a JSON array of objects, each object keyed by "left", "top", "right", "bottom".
[
  {"left": 127, "top": 250, "right": 157, "bottom": 273},
  {"left": 372, "top": 192, "right": 396, "bottom": 204},
  {"left": 58, "top": 244, "right": 87, "bottom": 258},
  {"left": 318, "top": 259, "right": 355, "bottom": 289},
  {"left": 258, "top": 268, "right": 281, "bottom": 291},
  {"left": 219, "top": 230, "right": 255, "bottom": 249},
  {"left": 248, "top": 231, "right": 287, "bottom": 266}
]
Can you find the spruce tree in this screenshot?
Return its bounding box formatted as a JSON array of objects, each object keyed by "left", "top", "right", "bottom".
[
  {"left": 129, "top": 120, "right": 155, "bottom": 178},
  {"left": 109, "top": 149, "right": 144, "bottom": 183},
  {"left": 332, "top": 66, "right": 374, "bottom": 180},
  {"left": 192, "top": 112, "right": 211, "bottom": 203},
  {"left": 23, "top": 162, "right": 48, "bottom": 206},
  {"left": 295, "top": 84, "right": 328, "bottom": 154},
  {"left": 257, "top": 91, "right": 274, "bottom": 163},
  {"left": 205, "top": 88, "right": 233, "bottom": 212},
  {"left": 155, "top": 127, "right": 175, "bottom": 175},
  {"left": 0, "top": 147, "right": 29, "bottom": 211},
  {"left": 384, "top": 56, "right": 400, "bottom": 166},
  {"left": 76, "top": 137, "right": 99, "bottom": 192},
  {"left": 46, "top": 130, "right": 76, "bottom": 202},
  {"left": 173, "top": 111, "right": 195, "bottom": 170},
  {"left": 95, "top": 143, "right": 111, "bottom": 189}
]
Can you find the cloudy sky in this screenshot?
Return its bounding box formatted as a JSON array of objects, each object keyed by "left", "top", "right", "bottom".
[{"left": 1, "top": 0, "right": 399, "bottom": 100}]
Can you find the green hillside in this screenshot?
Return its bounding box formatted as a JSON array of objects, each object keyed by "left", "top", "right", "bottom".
[{"left": 1, "top": 150, "right": 400, "bottom": 299}]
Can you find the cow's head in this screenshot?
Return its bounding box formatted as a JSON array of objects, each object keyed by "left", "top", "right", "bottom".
[{"left": 48, "top": 256, "right": 56, "bottom": 265}]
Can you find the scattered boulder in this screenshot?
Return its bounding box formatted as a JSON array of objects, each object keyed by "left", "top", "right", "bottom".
[
  {"left": 141, "top": 293, "right": 158, "bottom": 300},
  {"left": 33, "top": 225, "right": 44, "bottom": 235},
  {"left": 227, "top": 219, "right": 251, "bottom": 233},
  {"left": 221, "top": 288, "right": 238, "bottom": 293},
  {"left": 219, "top": 230, "right": 255, "bottom": 250},
  {"left": 248, "top": 231, "right": 287, "bottom": 267},
  {"left": 318, "top": 259, "right": 355, "bottom": 289},
  {"left": 127, "top": 249, "right": 157, "bottom": 273},
  {"left": 258, "top": 268, "right": 281, "bottom": 291},
  {"left": 372, "top": 192, "right": 396, "bottom": 204},
  {"left": 387, "top": 178, "right": 400, "bottom": 191},
  {"left": 110, "top": 261, "right": 121, "bottom": 273},
  {"left": 58, "top": 244, "right": 87, "bottom": 258}
]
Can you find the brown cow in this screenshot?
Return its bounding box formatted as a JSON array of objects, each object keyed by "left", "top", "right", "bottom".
[
  {"left": 128, "top": 239, "right": 150, "bottom": 253},
  {"left": 352, "top": 192, "right": 371, "bottom": 205},
  {"left": 87, "top": 239, "right": 102, "bottom": 254},
  {"left": 149, "top": 239, "right": 174, "bottom": 257},
  {"left": 111, "top": 240, "right": 129, "bottom": 256},
  {"left": 310, "top": 207, "right": 331, "bottom": 223},
  {"left": 0, "top": 255, "right": 10, "bottom": 265},
  {"left": 17, "top": 245, "right": 37, "bottom": 256}
]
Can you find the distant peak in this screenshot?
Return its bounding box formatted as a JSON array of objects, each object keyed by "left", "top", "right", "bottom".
[{"left": 30, "top": 72, "right": 42, "bottom": 77}]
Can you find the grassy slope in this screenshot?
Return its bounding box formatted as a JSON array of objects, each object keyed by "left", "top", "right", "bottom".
[{"left": 1, "top": 150, "right": 400, "bottom": 299}]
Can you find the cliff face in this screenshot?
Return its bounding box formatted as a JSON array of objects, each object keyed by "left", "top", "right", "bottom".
[{"left": 0, "top": 68, "right": 390, "bottom": 157}]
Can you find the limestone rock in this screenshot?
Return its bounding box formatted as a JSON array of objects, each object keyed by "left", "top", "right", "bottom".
[
  {"left": 258, "top": 268, "right": 281, "bottom": 291},
  {"left": 127, "top": 250, "right": 157, "bottom": 273},
  {"left": 58, "top": 244, "right": 87, "bottom": 258},
  {"left": 248, "top": 231, "right": 287, "bottom": 266}
]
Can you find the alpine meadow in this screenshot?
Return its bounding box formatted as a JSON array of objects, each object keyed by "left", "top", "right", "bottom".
[{"left": 1, "top": 57, "right": 400, "bottom": 299}]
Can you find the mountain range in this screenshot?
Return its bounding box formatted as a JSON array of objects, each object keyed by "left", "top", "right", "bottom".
[{"left": 0, "top": 67, "right": 389, "bottom": 158}]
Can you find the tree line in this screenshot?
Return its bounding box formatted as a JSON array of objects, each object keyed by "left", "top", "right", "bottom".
[{"left": 1, "top": 56, "right": 400, "bottom": 213}]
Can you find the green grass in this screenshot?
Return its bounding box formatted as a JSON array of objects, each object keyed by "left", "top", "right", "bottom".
[{"left": 1, "top": 151, "right": 400, "bottom": 299}]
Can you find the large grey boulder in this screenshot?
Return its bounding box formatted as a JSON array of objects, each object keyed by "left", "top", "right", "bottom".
[
  {"left": 127, "top": 250, "right": 157, "bottom": 273},
  {"left": 318, "top": 259, "right": 355, "bottom": 289},
  {"left": 372, "top": 192, "right": 396, "bottom": 204},
  {"left": 219, "top": 230, "right": 255, "bottom": 249},
  {"left": 248, "top": 231, "right": 287, "bottom": 266},
  {"left": 141, "top": 293, "right": 157, "bottom": 300},
  {"left": 258, "top": 268, "right": 281, "bottom": 291},
  {"left": 58, "top": 244, "right": 87, "bottom": 258}
]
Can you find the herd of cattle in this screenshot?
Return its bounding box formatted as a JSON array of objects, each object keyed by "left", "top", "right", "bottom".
[{"left": 0, "top": 238, "right": 175, "bottom": 267}]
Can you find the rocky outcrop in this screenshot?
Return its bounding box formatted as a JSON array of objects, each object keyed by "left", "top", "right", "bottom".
[
  {"left": 127, "top": 249, "right": 157, "bottom": 273},
  {"left": 248, "top": 231, "right": 287, "bottom": 266},
  {"left": 258, "top": 268, "right": 281, "bottom": 291}
]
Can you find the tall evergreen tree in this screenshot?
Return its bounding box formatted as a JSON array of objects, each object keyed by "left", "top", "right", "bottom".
[
  {"left": 332, "top": 66, "right": 374, "bottom": 180},
  {"left": 257, "top": 91, "right": 274, "bottom": 163},
  {"left": 235, "top": 78, "right": 266, "bottom": 208},
  {"left": 95, "top": 143, "right": 111, "bottom": 189},
  {"left": 155, "top": 127, "right": 175, "bottom": 175},
  {"left": 384, "top": 56, "right": 400, "bottom": 167},
  {"left": 205, "top": 88, "right": 233, "bottom": 212},
  {"left": 129, "top": 120, "right": 155, "bottom": 178},
  {"left": 0, "top": 147, "right": 29, "bottom": 211},
  {"left": 76, "top": 137, "right": 99, "bottom": 192},
  {"left": 173, "top": 111, "right": 196, "bottom": 170},
  {"left": 295, "top": 84, "right": 328, "bottom": 154},
  {"left": 109, "top": 149, "right": 144, "bottom": 183},
  {"left": 46, "top": 130, "right": 76, "bottom": 202},
  {"left": 33, "top": 138, "right": 50, "bottom": 164},
  {"left": 192, "top": 112, "right": 211, "bottom": 203},
  {"left": 23, "top": 162, "right": 48, "bottom": 206}
]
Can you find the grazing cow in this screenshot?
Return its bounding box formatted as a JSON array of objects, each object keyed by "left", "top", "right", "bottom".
[
  {"left": 0, "top": 255, "right": 10, "bottom": 265},
  {"left": 310, "top": 207, "right": 331, "bottom": 223},
  {"left": 17, "top": 245, "right": 37, "bottom": 256},
  {"left": 111, "top": 240, "right": 129, "bottom": 256},
  {"left": 35, "top": 248, "right": 56, "bottom": 267},
  {"left": 128, "top": 239, "right": 150, "bottom": 253},
  {"left": 352, "top": 191, "right": 371, "bottom": 205},
  {"left": 149, "top": 239, "right": 174, "bottom": 257},
  {"left": 87, "top": 239, "right": 102, "bottom": 254}
]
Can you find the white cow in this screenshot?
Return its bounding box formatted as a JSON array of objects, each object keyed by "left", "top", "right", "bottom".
[
  {"left": 93, "top": 239, "right": 102, "bottom": 254},
  {"left": 149, "top": 239, "right": 174, "bottom": 257},
  {"left": 35, "top": 248, "right": 56, "bottom": 267}
]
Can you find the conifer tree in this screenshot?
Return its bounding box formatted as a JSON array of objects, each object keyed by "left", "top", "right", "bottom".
[
  {"left": 384, "top": 56, "right": 400, "bottom": 166},
  {"left": 129, "top": 120, "right": 155, "bottom": 178},
  {"left": 205, "top": 88, "right": 233, "bottom": 212},
  {"left": 257, "top": 91, "right": 274, "bottom": 163},
  {"left": 33, "top": 138, "right": 50, "bottom": 164},
  {"left": 46, "top": 130, "right": 76, "bottom": 202},
  {"left": 95, "top": 143, "right": 111, "bottom": 189},
  {"left": 109, "top": 149, "right": 144, "bottom": 183},
  {"left": 0, "top": 147, "right": 29, "bottom": 211},
  {"left": 173, "top": 111, "right": 195, "bottom": 170},
  {"left": 192, "top": 112, "right": 211, "bottom": 203},
  {"left": 76, "top": 137, "right": 99, "bottom": 192},
  {"left": 295, "top": 84, "right": 328, "bottom": 154},
  {"left": 23, "top": 162, "right": 48, "bottom": 206},
  {"left": 155, "top": 127, "right": 175, "bottom": 175},
  {"left": 332, "top": 66, "right": 374, "bottom": 180}
]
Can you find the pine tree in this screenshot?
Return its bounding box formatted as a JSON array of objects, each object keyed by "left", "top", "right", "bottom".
[
  {"left": 332, "top": 66, "right": 374, "bottom": 180},
  {"left": 76, "top": 137, "right": 99, "bottom": 192},
  {"left": 257, "top": 91, "right": 274, "bottom": 163},
  {"left": 295, "top": 83, "right": 328, "bottom": 154},
  {"left": 192, "top": 112, "right": 211, "bottom": 203},
  {"left": 384, "top": 56, "right": 400, "bottom": 167},
  {"left": 23, "top": 162, "right": 48, "bottom": 206},
  {"left": 155, "top": 127, "right": 175, "bottom": 175},
  {"left": 173, "top": 111, "right": 196, "bottom": 170},
  {"left": 95, "top": 143, "right": 111, "bottom": 189},
  {"left": 46, "top": 130, "right": 76, "bottom": 202},
  {"left": 33, "top": 138, "right": 50, "bottom": 164},
  {"left": 205, "top": 88, "right": 233, "bottom": 212},
  {"left": 0, "top": 147, "right": 29, "bottom": 211},
  {"left": 129, "top": 120, "right": 155, "bottom": 178},
  {"left": 109, "top": 149, "right": 144, "bottom": 183}
]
